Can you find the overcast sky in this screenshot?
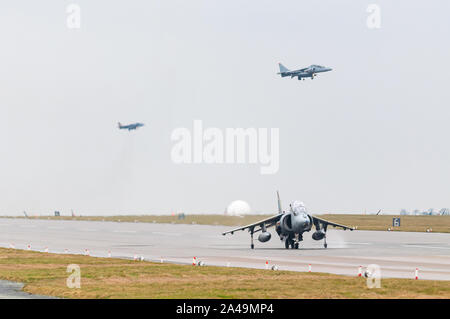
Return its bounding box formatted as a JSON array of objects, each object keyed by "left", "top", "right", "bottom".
[{"left": 1, "top": 1, "right": 449, "bottom": 215}]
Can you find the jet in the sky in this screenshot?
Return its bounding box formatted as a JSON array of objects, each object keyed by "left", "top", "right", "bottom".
[
  {"left": 277, "top": 63, "right": 332, "bottom": 81},
  {"left": 222, "top": 191, "right": 354, "bottom": 249},
  {"left": 118, "top": 122, "right": 145, "bottom": 131}
]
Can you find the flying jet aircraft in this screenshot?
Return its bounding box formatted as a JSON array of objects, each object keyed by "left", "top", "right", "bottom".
[
  {"left": 118, "top": 122, "right": 145, "bottom": 131},
  {"left": 277, "top": 63, "right": 332, "bottom": 81},
  {"left": 222, "top": 191, "right": 354, "bottom": 249}
]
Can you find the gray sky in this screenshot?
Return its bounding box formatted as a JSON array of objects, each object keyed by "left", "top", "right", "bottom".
[{"left": 1, "top": 1, "right": 450, "bottom": 215}]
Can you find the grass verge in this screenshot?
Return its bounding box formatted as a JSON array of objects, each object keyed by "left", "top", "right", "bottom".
[{"left": 0, "top": 248, "right": 449, "bottom": 299}]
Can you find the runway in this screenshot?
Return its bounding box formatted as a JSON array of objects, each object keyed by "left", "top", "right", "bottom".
[
  {"left": 0, "top": 280, "right": 55, "bottom": 299},
  {"left": 1, "top": 218, "right": 449, "bottom": 281}
]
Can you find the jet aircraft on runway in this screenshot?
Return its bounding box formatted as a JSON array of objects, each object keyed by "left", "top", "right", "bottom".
[
  {"left": 118, "top": 122, "right": 144, "bottom": 131},
  {"left": 222, "top": 192, "right": 354, "bottom": 249},
  {"left": 277, "top": 63, "right": 332, "bottom": 81}
]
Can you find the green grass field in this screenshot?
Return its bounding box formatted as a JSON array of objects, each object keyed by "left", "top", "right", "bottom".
[
  {"left": 0, "top": 248, "right": 449, "bottom": 299},
  {"left": 4, "top": 214, "right": 450, "bottom": 233}
]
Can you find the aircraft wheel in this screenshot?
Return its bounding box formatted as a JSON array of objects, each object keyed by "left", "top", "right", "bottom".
[
  {"left": 251, "top": 244, "right": 254, "bottom": 249},
  {"left": 324, "top": 243, "right": 328, "bottom": 249},
  {"left": 285, "top": 240, "right": 290, "bottom": 249},
  {"left": 289, "top": 240, "right": 295, "bottom": 249},
  {"left": 294, "top": 243, "right": 299, "bottom": 249}
]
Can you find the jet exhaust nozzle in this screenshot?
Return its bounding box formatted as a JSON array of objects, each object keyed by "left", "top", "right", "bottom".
[{"left": 258, "top": 232, "right": 271, "bottom": 243}]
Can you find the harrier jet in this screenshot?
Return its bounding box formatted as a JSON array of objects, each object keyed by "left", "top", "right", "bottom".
[
  {"left": 118, "top": 122, "right": 145, "bottom": 131},
  {"left": 277, "top": 63, "right": 332, "bottom": 81},
  {"left": 222, "top": 191, "right": 354, "bottom": 249}
]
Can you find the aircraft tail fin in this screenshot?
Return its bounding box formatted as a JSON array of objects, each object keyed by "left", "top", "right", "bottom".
[
  {"left": 278, "top": 63, "right": 290, "bottom": 74},
  {"left": 277, "top": 191, "right": 283, "bottom": 214}
]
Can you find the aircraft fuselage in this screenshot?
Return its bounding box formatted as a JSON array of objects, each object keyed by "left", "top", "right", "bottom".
[
  {"left": 276, "top": 201, "right": 314, "bottom": 241},
  {"left": 278, "top": 64, "right": 332, "bottom": 80}
]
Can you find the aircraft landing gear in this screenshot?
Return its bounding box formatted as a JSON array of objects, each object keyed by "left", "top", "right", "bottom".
[
  {"left": 250, "top": 230, "right": 255, "bottom": 249},
  {"left": 293, "top": 233, "right": 301, "bottom": 249},
  {"left": 285, "top": 237, "right": 296, "bottom": 249},
  {"left": 323, "top": 235, "right": 328, "bottom": 249}
]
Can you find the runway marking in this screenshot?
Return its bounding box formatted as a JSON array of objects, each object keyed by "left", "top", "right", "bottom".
[
  {"left": 19, "top": 225, "right": 36, "bottom": 228},
  {"left": 346, "top": 242, "right": 371, "bottom": 245},
  {"left": 202, "top": 256, "right": 450, "bottom": 274},
  {"left": 47, "top": 227, "right": 64, "bottom": 230},
  {"left": 403, "top": 245, "right": 450, "bottom": 250},
  {"left": 112, "top": 230, "right": 137, "bottom": 233},
  {"left": 79, "top": 229, "right": 98, "bottom": 232},
  {"left": 203, "top": 235, "right": 223, "bottom": 239},
  {"left": 152, "top": 232, "right": 182, "bottom": 237}
]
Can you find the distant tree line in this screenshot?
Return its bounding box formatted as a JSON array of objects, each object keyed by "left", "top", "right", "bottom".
[{"left": 400, "top": 208, "right": 450, "bottom": 215}]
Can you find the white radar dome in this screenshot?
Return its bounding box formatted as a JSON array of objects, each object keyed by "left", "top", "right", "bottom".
[{"left": 225, "top": 200, "right": 251, "bottom": 216}]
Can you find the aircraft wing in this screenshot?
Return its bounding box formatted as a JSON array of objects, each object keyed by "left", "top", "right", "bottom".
[
  {"left": 293, "top": 67, "right": 309, "bottom": 73},
  {"left": 222, "top": 214, "right": 283, "bottom": 235},
  {"left": 311, "top": 216, "right": 355, "bottom": 231}
]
